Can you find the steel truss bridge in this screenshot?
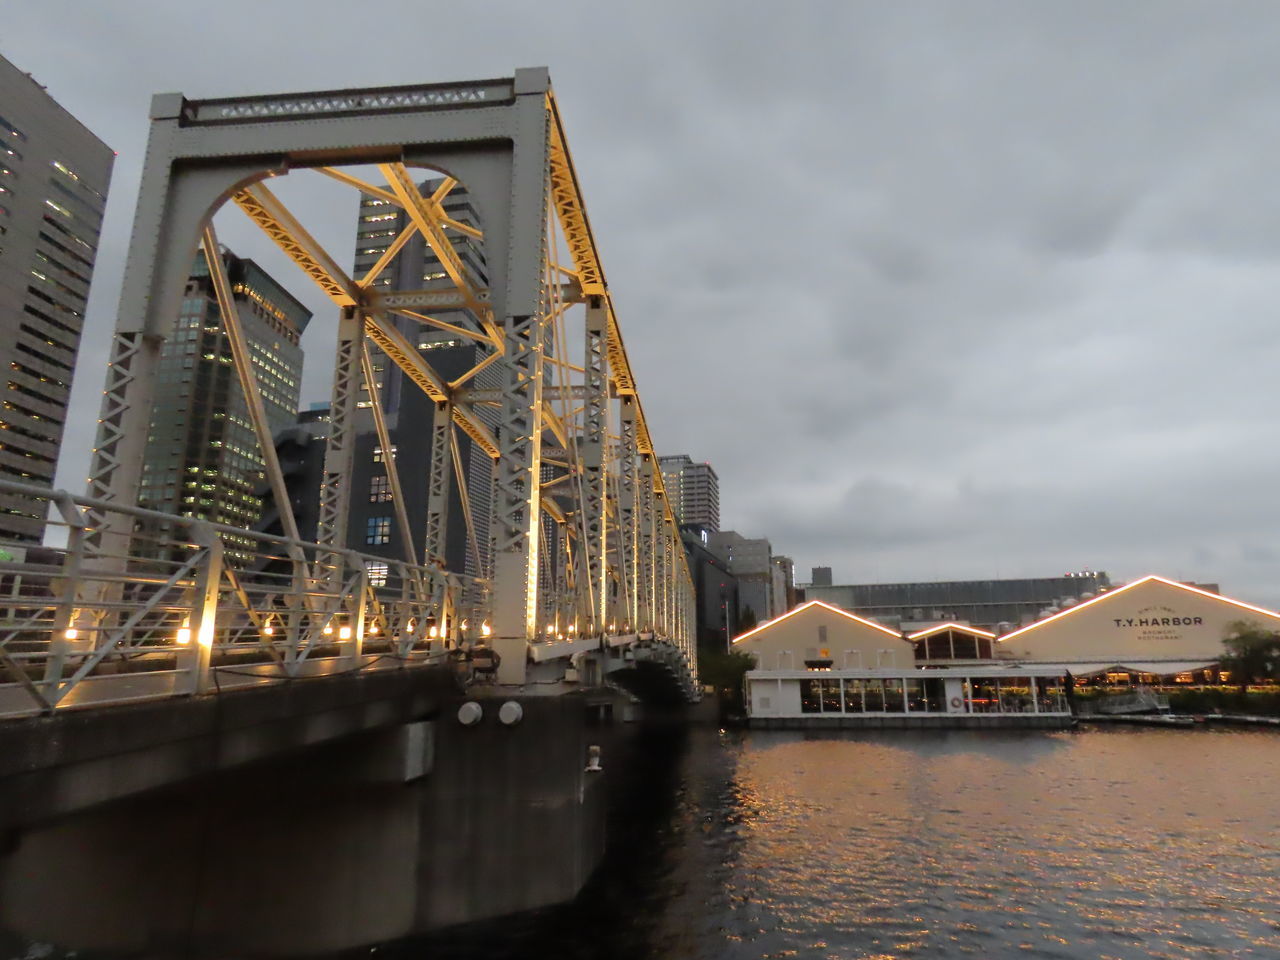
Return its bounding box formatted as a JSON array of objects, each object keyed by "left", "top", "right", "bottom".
[{"left": 0, "top": 68, "right": 697, "bottom": 719}]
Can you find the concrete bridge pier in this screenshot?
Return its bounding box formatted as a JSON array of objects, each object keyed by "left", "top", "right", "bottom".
[{"left": 0, "top": 691, "right": 614, "bottom": 956}]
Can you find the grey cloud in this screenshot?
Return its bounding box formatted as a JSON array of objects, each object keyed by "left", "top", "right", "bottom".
[{"left": 8, "top": 0, "right": 1280, "bottom": 608}]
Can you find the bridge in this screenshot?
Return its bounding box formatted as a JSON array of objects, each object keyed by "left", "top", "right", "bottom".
[{"left": 0, "top": 68, "right": 700, "bottom": 955}]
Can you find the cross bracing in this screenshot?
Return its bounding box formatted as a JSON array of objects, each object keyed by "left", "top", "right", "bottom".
[{"left": 83, "top": 69, "right": 696, "bottom": 691}]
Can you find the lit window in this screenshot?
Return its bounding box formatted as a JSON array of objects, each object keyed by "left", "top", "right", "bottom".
[
  {"left": 365, "top": 516, "right": 391, "bottom": 545},
  {"left": 369, "top": 475, "right": 392, "bottom": 502},
  {"left": 366, "top": 561, "right": 389, "bottom": 587},
  {"left": 372, "top": 445, "right": 397, "bottom": 463}
]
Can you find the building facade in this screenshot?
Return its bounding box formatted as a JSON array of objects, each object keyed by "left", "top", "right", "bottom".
[
  {"left": 0, "top": 54, "right": 113, "bottom": 542},
  {"left": 802, "top": 570, "right": 1113, "bottom": 633},
  {"left": 138, "top": 248, "right": 309, "bottom": 564},
  {"left": 708, "top": 530, "right": 788, "bottom": 624},
  {"left": 658, "top": 454, "right": 719, "bottom": 532}
]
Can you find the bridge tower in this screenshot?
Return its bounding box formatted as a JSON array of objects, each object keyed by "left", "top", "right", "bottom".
[{"left": 84, "top": 69, "right": 697, "bottom": 687}]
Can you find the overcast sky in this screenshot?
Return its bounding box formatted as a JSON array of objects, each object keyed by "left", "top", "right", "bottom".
[{"left": 8, "top": 1, "right": 1280, "bottom": 605}]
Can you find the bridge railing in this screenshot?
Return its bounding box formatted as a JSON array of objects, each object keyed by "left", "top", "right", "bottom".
[{"left": 0, "top": 480, "right": 460, "bottom": 720}]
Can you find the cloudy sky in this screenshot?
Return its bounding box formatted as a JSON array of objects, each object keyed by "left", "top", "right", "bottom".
[{"left": 7, "top": 1, "right": 1280, "bottom": 604}]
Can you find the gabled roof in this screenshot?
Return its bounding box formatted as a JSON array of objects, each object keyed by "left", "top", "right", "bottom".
[
  {"left": 997, "top": 574, "right": 1280, "bottom": 642},
  {"left": 732, "top": 599, "right": 903, "bottom": 644},
  {"left": 907, "top": 623, "right": 996, "bottom": 641}
]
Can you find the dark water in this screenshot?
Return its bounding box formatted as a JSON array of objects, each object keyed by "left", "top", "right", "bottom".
[{"left": 397, "top": 723, "right": 1280, "bottom": 960}]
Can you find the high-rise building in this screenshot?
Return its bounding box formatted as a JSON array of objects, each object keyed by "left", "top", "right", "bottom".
[
  {"left": 347, "top": 179, "right": 489, "bottom": 580},
  {"left": 0, "top": 54, "right": 113, "bottom": 542},
  {"left": 138, "top": 248, "right": 309, "bottom": 564},
  {"left": 658, "top": 454, "right": 719, "bottom": 532},
  {"left": 708, "top": 530, "right": 782, "bottom": 621},
  {"left": 679, "top": 525, "right": 739, "bottom": 650}
]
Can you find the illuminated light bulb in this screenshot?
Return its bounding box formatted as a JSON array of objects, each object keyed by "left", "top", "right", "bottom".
[
  {"left": 481, "top": 622, "right": 492, "bottom": 638},
  {"left": 63, "top": 628, "right": 78, "bottom": 641},
  {"left": 176, "top": 627, "right": 192, "bottom": 645},
  {"left": 338, "top": 626, "right": 352, "bottom": 640},
  {"left": 322, "top": 624, "right": 333, "bottom": 636},
  {"left": 428, "top": 625, "right": 438, "bottom": 639},
  {"left": 263, "top": 625, "right": 274, "bottom": 636},
  {"left": 461, "top": 619, "right": 469, "bottom": 630},
  {"left": 369, "top": 625, "right": 379, "bottom": 635}
]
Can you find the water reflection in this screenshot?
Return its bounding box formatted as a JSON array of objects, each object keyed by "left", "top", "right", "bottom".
[{"left": 400, "top": 725, "right": 1280, "bottom": 960}]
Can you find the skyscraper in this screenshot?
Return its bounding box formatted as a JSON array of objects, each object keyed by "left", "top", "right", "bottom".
[
  {"left": 347, "top": 178, "right": 489, "bottom": 580},
  {"left": 138, "top": 248, "right": 309, "bottom": 564},
  {"left": 707, "top": 530, "right": 779, "bottom": 620},
  {"left": 0, "top": 54, "right": 113, "bottom": 542},
  {"left": 658, "top": 454, "right": 719, "bottom": 532}
]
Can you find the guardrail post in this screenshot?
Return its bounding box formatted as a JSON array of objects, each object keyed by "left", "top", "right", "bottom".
[
  {"left": 184, "top": 523, "right": 223, "bottom": 695},
  {"left": 46, "top": 492, "right": 91, "bottom": 689},
  {"left": 346, "top": 551, "right": 366, "bottom": 666}
]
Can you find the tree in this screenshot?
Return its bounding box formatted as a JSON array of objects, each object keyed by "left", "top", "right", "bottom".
[
  {"left": 1221, "top": 620, "right": 1280, "bottom": 692},
  {"left": 697, "top": 649, "right": 757, "bottom": 714}
]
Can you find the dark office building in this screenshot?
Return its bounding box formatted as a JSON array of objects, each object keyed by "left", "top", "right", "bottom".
[
  {"left": 0, "top": 54, "right": 114, "bottom": 542},
  {"left": 253, "top": 405, "right": 328, "bottom": 544},
  {"left": 805, "top": 570, "right": 1113, "bottom": 632},
  {"left": 346, "top": 180, "right": 489, "bottom": 584},
  {"left": 680, "top": 524, "right": 740, "bottom": 651},
  {"left": 138, "top": 248, "right": 309, "bottom": 565}
]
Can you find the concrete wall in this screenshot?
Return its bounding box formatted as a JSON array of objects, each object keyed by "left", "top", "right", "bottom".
[{"left": 0, "top": 691, "right": 613, "bottom": 956}]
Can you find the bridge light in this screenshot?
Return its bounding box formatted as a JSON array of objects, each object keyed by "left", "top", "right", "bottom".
[
  {"left": 176, "top": 627, "right": 192, "bottom": 645},
  {"left": 338, "top": 625, "right": 352, "bottom": 641},
  {"left": 369, "top": 624, "right": 379, "bottom": 635},
  {"left": 322, "top": 623, "right": 333, "bottom": 636},
  {"left": 63, "top": 628, "right": 78, "bottom": 641},
  {"left": 428, "top": 625, "right": 438, "bottom": 639},
  {"left": 481, "top": 621, "right": 492, "bottom": 638},
  {"left": 262, "top": 624, "right": 274, "bottom": 636}
]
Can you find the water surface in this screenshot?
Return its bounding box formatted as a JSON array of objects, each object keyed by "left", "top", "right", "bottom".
[{"left": 401, "top": 724, "right": 1280, "bottom": 959}]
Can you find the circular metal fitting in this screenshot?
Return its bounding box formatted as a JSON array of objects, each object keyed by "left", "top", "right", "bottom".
[
  {"left": 498, "top": 700, "right": 524, "bottom": 726},
  {"left": 457, "top": 701, "right": 483, "bottom": 726}
]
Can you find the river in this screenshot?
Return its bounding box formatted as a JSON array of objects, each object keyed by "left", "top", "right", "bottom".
[{"left": 394, "top": 723, "right": 1280, "bottom": 960}]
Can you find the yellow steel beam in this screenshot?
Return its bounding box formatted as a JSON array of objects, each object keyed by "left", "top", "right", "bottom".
[
  {"left": 233, "top": 183, "right": 359, "bottom": 306},
  {"left": 315, "top": 167, "right": 402, "bottom": 206},
  {"left": 447, "top": 349, "right": 503, "bottom": 389},
  {"left": 385, "top": 308, "right": 498, "bottom": 346},
  {"left": 363, "top": 313, "right": 500, "bottom": 460},
  {"left": 363, "top": 313, "right": 447, "bottom": 402},
  {"left": 359, "top": 222, "right": 419, "bottom": 287},
  {"left": 542, "top": 402, "right": 570, "bottom": 449},
  {"left": 379, "top": 163, "right": 484, "bottom": 309},
  {"left": 541, "top": 496, "right": 567, "bottom": 525},
  {"left": 545, "top": 94, "right": 605, "bottom": 296}
]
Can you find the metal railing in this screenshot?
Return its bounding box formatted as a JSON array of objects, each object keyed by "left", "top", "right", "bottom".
[
  {"left": 0, "top": 480, "right": 467, "bottom": 720},
  {"left": 1092, "top": 688, "right": 1171, "bottom": 715}
]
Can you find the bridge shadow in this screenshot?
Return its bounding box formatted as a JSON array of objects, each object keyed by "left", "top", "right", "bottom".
[{"left": 374, "top": 708, "right": 743, "bottom": 960}]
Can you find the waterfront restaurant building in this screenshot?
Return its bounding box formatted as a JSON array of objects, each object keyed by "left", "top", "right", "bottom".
[
  {"left": 737, "top": 576, "right": 1280, "bottom": 726},
  {"left": 735, "top": 601, "right": 1072, "bottom": 726}
]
